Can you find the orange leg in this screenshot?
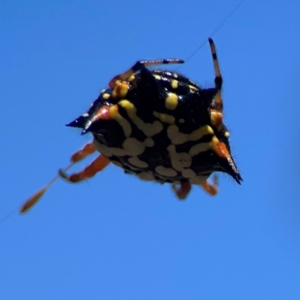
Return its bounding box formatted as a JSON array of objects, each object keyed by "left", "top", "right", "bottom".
[
  {"left": 172, "top": 182, "right": 192, "bottom": 200},
  {"left": 210, "top": 109, "right": 223, "bottom": 132},
  {"left": 20, "top": 141, "right": 103, "bottom": 214},
  {"left": 59, "top": 154, "right": 110, "bottom": 183},
  {"left": 109, "top": 59, "right": 184, "bottom": 88},
  {"left": 200, "top": 174, "right": 218, "bottom": 196},
  {"left": 70, "top": 142, "right": 96, "bottom": 162}
]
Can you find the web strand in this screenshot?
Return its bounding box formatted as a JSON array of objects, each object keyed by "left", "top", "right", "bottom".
[{"left": 184, "top": 0, "right": 245, "bottom": 64}]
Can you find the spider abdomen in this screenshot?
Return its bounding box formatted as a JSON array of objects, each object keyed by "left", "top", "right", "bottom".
[{"left": 68, "top": 66, "right": 240, "bottom": 185}]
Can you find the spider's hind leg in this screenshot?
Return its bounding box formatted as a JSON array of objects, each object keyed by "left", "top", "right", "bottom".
[
  {"left": 200, "top": 174, "right": 218, "bottom": 196},
  {"left": 172, "top": 182, "right": 192, "bottom": 200}
]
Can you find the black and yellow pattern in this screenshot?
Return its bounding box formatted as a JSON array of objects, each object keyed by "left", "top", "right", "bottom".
[
  {"left": 68, "top": 38, "right": 242, "bottom": 197},
  {"left": 19, "top": 38, "right": 242, "bottom": 214}
]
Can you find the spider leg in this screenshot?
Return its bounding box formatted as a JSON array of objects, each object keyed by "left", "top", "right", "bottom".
[
  {"left": 200, "top": 174, "right": 218, "bottom": 196},
  {"left": 70, "top": 141, "right": 96, "bottom": 162},
  {"left": 59, "top": 154, "right": 110, "bottom": 183},
  {"left": 208, "top": 38, "right": 223, "bottom": 112},
  {"left": 172, "top": 182, "right": 192, "bottom": 200},
  {"left": 19, "top": 142, "right": 103, "bottom": 214},
  {"left": 109, "top": 59, "right": 184, "bottom": 88},
  {"left": 210, "top": 109, "right": 223, "bottom": 132}
]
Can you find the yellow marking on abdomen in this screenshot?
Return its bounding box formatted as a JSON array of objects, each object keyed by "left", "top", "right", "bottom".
[
  {"left": 171, "top": 80, "right": 179, "bottom": 89},
  {"left": 118, "top": 100, "right": 163, "bottom": 137},
  {"left": 109, "top": 105, "right": 132, "bottom": 137},
  {"left": 138, "top": 172, "right": 155, "bottom": 181},
  {"left": 122, "top": 137, "right": 145, "bottom": 156},
  {"left": 189, "top": 142, "right": 211, "bottom": 157},
  {"left": 102, "top": 93, "right": 110, "bottom": 100},
  {"left": 181, "top": 169, "right": 196, "bottom": 178},
  {"left": 189, "top": 85, "right": 198, "bottom": 91},
  {"left": 167, "top": 145, "right": 191, "bottom": 171},
  {"left": 165, "top": 92, "right": 178, "bottom": 110},
  {"left": 128, "top": 156, "right": 148, "bottom": 168},
  {"left": 93, "top": 139, "right": 126, "bottom": 157},
  {"left": 155, "top": 166, "right": 177, "bottom": 177},
  {"left": 153, "top": 111, "right": 175, "bottom": 124},
  {"left": 128, "top": 75, "right": 135, "bottom": 82},
  {"left": 167, "top": 125, "right": 214, "bottom": 145},
  {"left": 112, "top": 82, "right": 129, "bottom": 99}
]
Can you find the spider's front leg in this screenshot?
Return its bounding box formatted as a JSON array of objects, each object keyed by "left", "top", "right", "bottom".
[
  {"left": 19, "top": 142, "right": 109, "bottom": 214},
  {"left": 59, "top": 154, "right": 110, "bottom": 183},
  {"left": 108, "top": 59, "right": 184, "bottom": 88}
]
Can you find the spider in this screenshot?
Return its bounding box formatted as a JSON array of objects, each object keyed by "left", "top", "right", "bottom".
[{"left": 20, "top": 38, "right": 242, "bottom": 214}]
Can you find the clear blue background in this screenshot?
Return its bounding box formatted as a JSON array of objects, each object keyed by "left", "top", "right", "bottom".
[{"left": 1, "top": 0, "right": 300, "bottom": 299}]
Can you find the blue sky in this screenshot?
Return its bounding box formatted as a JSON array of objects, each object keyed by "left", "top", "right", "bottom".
[{"left": 1, "top": 0, "right": 300, "bottom": 299}]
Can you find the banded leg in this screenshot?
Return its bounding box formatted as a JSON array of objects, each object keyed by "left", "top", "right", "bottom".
[
  {"left": 208, "top": 38, "right": 223, "bottom": 112},
  {"left": 109, "top": 59, "right": 184, "bottom": 88},
  {"left": 172, "top": 182, "right": 192, "bottom": 200}
]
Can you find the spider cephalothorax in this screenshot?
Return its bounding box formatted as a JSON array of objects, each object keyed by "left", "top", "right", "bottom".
[{"left": 20, "top": 38, "right": 242, "bottom": 213}]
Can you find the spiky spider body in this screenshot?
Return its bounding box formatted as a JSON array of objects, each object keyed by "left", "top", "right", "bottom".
[
  {"left": 63, "top": 38, "right": 242, "bottom": 199},
  {"left": 20, "top": 38, "right": 242, "bottom": 214}
]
